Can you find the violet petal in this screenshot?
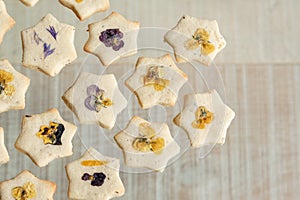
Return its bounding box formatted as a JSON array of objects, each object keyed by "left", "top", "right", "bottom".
[
  {"left": 84, "top": 96, "right": 96, "bottom": 111},
  {"left": 87, "top": 85, "right": 100, "bottom": 96}
]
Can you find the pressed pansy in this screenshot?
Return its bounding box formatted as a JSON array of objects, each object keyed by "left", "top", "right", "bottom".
[
  {"left": 11, "top": 182, "right": 36, "bottom": 200},
  {"left": 36, "top": 121, "right": 65, "bottom": 145},
  {"left": 192, "top": 106, "right": 214, "bottom": 129},
  {"left": 173, "top": 90, "right": 235, "bottom": 148},
  {"left": 164, "top": 15, "right": 226, "bottom": 66},
  {"left": 114, "top": 116, "right": 181, "bottom": 172},
  {"left": 144, "top": 66, "right": 170, "bottom": 91},
  {"left": 99, "top": 28, "right": 124, "bottom": 51},
  {"left": 84, "top": 12, "right": 140, "bottom": 66},
  {"left": 84, "top": 84, "right": 113, "bottom": 112},
  {"left": 15, "top": 108, "right": 77, "bottom": 167},
  {"left": 132, "top": 122, "right": 165, "bottom": 154},
  {"left": 65, "top": 148, "right": 125, "bottom": 199},
  {"left": 0, "top": 60, "right": 30, "bottom": 114},
  {"left": 81, "top": 172, "right": 106, "bottom": 187},
  {"left": 0, "top": 170, "right": 56, "bottom": 200},
  {"left": 0, "top": 69, "right": 15, "bottom": 97},
  {"left": 185, "top": 28, "right": 215, "bottom": 55},
  {"left": 63, "top": 73, "right": 127, "bottom": 129},
  {"left": 125, "top": 54, "right": 188, "bottom": 109}
]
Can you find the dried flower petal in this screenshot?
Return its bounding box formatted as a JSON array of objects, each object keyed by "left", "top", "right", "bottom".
[
  {"left": 0, "top": 69, "right": 15, "bottom": 97},
  {"left": 192, "top": 106, "right": 214, "bottom": 129},
  {"left": 144, "top": 66, "right": 170, "bottom": 91},
  {"left": 99, "top": 29, "right": 124, "bottom": 51},
  {"left": 82, "top": 172, "right": 106, "bottom": 187},
  {"left": 46, "top": 26, "right": 58, "bottom": 40},
  {"left": 150, "top": 137, "right": 165, "bottom": 154},
  {"left": 84, "top": 85, "right": 112, "bottom": 112},
  {"left": 43, "top": 43, "right": 55, "bottom": 59},
  {"left": 36, "top": 122, "right": 65, "bottom": 145},
  {"left": 11, "top": 182, "right": 36, "bottom": 200},
  {"left": 185, "top": 28, "right": 215, "bottom": 55},
  {"left": 133, "top": 123, "right": 165, "bottom": 154},
  {"left": 81, "top": 160, "right": 108, "bottom": 166}
]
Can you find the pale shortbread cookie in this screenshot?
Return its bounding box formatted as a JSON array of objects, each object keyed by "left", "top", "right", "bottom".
[
  {"left": 66, "top": 148, "right": 125, "bottom": 200},
  {"left": 164, "top": 15, "right": 226, "bottom": 66},
  {"left": 0, "top": 170, "right": 56, "bottom": 200},
  {"left": 59, "top": 0, "right": 110, "bottom": 21},
  {"left": 84, "top": 12, "right": 140, "bottom": 66},
  {"left": 126, "top": 54, "right": 188, "bottom": 109},
  {"left": 0, "top": 127, "right": 9, "bottom": 165},
  {"left": 0, "top": 1, "right": 15, "bottom": 45},
  {"left": 21, "top": 14, "right": 77, "bottom": 76},
  {"left": 0, "top": 59, "right": 30, "bottom": 114},
  {"left": 20, "top": 0, "right": 39, "bottom": 7},
  {"left": 115, "top": 116, "right": 180, "bottom": 172},
  {"left": 174, "top": 90, "right": 235, "bottom": 148},
  {"left": 62, "top": 72, "right": 127, "bottom": 129},
  {"left": 15, "top": 108, "right": 77, "bottom": 167}
]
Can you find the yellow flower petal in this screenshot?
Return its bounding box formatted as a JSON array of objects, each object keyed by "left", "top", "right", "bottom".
[
  {"left": 81, "top": 160, "right": 108, "bottom": 166},
  {"left": 201, "top": 42, "right": 215, "bottom": 55},
  {"left": 150, "top": 137, "right": 165, "bottom": 154},
  {"left": 184, "top": 39, "right": 200, "bottom": 50}
]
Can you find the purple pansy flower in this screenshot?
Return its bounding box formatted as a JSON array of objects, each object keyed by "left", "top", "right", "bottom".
[
  {"left": 99, "top": 28, "right": 124, "bottom": 51},
  {"left": 81, "top": 172, "right": 106, "bottom": 187},
  {"left": 46, "top": 25, "right": 58, "bottom": 40},
  {"left": 84, "top": 85, "right": 112, "bottom": 112}
]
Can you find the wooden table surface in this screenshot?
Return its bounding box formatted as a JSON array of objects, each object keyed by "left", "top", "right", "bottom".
[{"left": 0, "top": 0, "right": 299, "bottom": 200}]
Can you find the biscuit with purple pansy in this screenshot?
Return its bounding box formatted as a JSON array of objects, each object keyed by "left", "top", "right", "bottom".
[
  {"left": 62, "top": 72, "right": 127, "bottom": 129},
  {"left": 84, "top": 12, "right": 140, "bottom": 66}
]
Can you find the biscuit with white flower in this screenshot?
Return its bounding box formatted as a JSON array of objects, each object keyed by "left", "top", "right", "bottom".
[
  {"left": 174, "top": 90, "right": 235, "bottom": 148},
  {"left": 62, "top": 72, "right": 127, "bottom": 129},
  {"left": 15, "top": 108, "right": 77, "bottom": 167},
  {"left": 0, "top": 127, "right": 9, "bottom": 165},
  {"left": 0, "top": 1, "right": 15, "bottom": 45},
  {"left": 164, "top": 15, "right": 226, "bottom": 66},
  {"left": 66, "top": 148, "right": 125, "bottom": 200},
  {"left": 115, "top": 116, "right": 180, "bottom": 172},
  {"left": 0, "top": 170, "right": 56, "bottom": 200},
  {"left": 84, "top": 12, "right": 140, "bottom": 66},
  {"left": 0, "top": 59, "right": 30, "bottom": 114},
  {"left": 59, "top": 0, "right": 110, "bottom": 21},
  {"left": 20, "top": 0, "right": 39, "bottom": 7},
  {"left": 21, "top": 14, "right": 77, "bottom": 76},
  {"left": 125, "top": 54, "right": 188, "bottom": 109}
]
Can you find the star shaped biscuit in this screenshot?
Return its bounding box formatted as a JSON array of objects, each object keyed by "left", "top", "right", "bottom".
[
  {"left": 21, "top": 14, "right": 77, "bottom": 76},
  {"left": 125, "top": 54, "right": 188, "bottom": 109},
  {"left": 20, "top": 0, "right": 39, "bottom": 7},
  {"left": 66, "top": 148, "right": 125, "bottom": 200},
  {"left": 59, "top": 0, "right": 110, "bottom": 21},
  {"left": 84, "top": 12, "right": 140, "bottom": 66},
  {"left": 0, "top": 1, "right": 15, "bottom": 45},
  {"left": 62, "top": 72, "right": 127, "bottom": 129},
  {"left": 164, "top": 15, "right": 226, "bottom": 66},
  {"left": 0, "top": 170, "right": 56, "bottom": 200},
  {"left": 0, "top": 127, "right": 9, "bottom": 165},
  {"left": 15, "top": 108, "right": 77, "bottom": 167},
  {"left": 0, "top": 59, "right": 30, "bottom": 114},
  {"left": 174, "top": 90, "right": 235, "bottom": 148},
  {"left": 114, "top": 116, "right": 180, "bottom": 172}
]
